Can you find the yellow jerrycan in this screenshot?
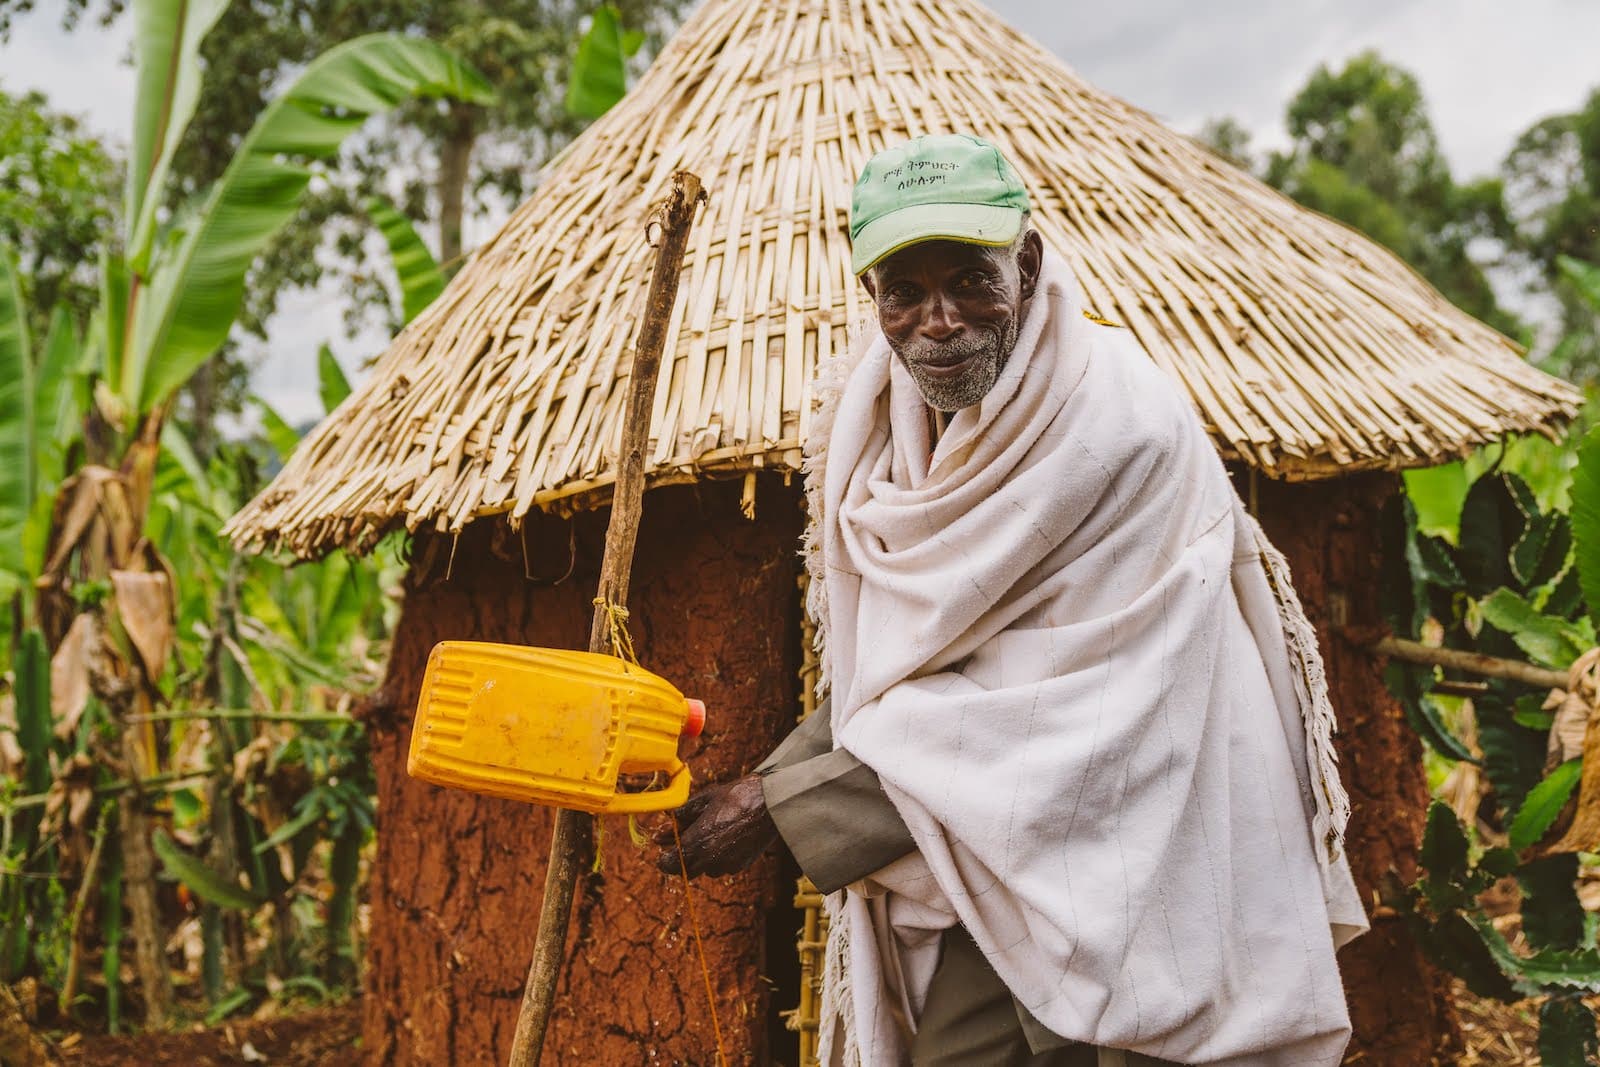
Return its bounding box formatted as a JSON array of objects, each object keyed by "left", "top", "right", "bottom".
[{"left": 407, "top": 641, "right": 706, "bottom": 814}]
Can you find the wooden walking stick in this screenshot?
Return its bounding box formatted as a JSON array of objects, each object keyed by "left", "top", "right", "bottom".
[{"left": 507, "top": 170, "right": 706, "bottom": 1067}]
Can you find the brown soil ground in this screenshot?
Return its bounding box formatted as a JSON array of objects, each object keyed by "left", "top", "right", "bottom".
[
  {"left": 44, "top": 988, "right": 1584, "bottom": 1066},
  {"left": 57, "top": 1004, "right": 360, "bottom": 1066}
]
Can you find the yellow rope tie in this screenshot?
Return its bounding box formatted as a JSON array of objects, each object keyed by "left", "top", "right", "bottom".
[{"left": 594, "top": 595, "right": 640, "bottom": 666}]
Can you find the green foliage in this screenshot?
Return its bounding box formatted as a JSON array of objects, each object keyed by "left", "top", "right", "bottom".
[
  {"left": 1561, "top": 256, "right": 1600, "bottom": 311},
  {"left": 204, "top": 987, "right": 254, "bottom": 1025},
  {"left": 100, "top": 829, "right": 122, "bottom": 1033},
  {"left": 152, "top": 828, "right": 266, "bottom": 910},
  {"left": 317, "top": 344, "right": 353, "bottom": 415},
  {"left": 124, "top": 0, "right": 229, "bottom": 272},
  {"left": 1507, "top": 760, "right": 1582, "bottom": 849},
  {"left": 116, "top": 31, "right": 495, "bottom": 418},
  {"left": 0, "top": 88, "right": 120, "bottom": 339},
  {"left": 12, "top": 630, "right": 50, "bottom": 799},
  {"left": 366, "top": 196, "right": 444, "bottom": 322},
  {"left": 566, "top": 4, "right": 642, "bottom": 120},
  {"left": 0, "top": 247, "right": 88, "bottom": 605},
  {"left": 1195, "top": 116, "right": 1254, "bottom": 171},
  {"left": 0, "top": 245, "right": 33, "bottom": 583},
  {"left": 1403, "top": 458, "right": 1471, "bottom": 540},
  {"left": 1572, "top": 424, "right": 1600, "bottom": 629},
  {"left": 0, "top": 0, "right": 471, "bottom": 1023},
  {"left": 0, "top": 630, "right": 53, "bottom": 981},
  {"left": 1260, "top": 51, "right": 1518, "bottom": 333},
  {"left": 1540, "top": 997, "right": 1600, "bottom": 1066},
  {"left": 95, "top": 0, "right": 685, "bottom": 412},
  {"left": 1478, "top": 589, "right": 1590, "bottom": 669},
  {"left": 254, "top": 398, "right": 302, "bottom": 461},
  {"left": 1389, "top": 437, "right": 1600, "bottom": 1061}
]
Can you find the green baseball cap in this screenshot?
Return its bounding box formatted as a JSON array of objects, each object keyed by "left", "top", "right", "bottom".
[{"left": 849, "top": 134, "right": 1030, "bottom": 275}]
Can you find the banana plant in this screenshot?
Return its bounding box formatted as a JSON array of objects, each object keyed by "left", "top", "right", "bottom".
[
  {"left": 143, "top": 416, "right": 388, "bottom": 1012},
  {"left": 0, "top": 248, "right": 87, "bottom": 638},
  {"left": 97, "top": 15, "right": 494, "bottom": 439},
  {"left": 20, "top": 0, "right": 492, "bottom": 1027}
]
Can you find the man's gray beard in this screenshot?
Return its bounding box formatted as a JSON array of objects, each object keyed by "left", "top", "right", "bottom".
[{"left": 890, "top": 318, "right": 1020, "bottom": 412}]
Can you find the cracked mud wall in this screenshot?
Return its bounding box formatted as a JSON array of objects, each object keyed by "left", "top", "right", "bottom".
[
  {"left": 363, "top": 467, "right": 1453, "bottom": 1064},
  {"left": 364, "top": 478, "right": 803, "bottom": 1065},
  {"left": 1256, "top": 473, "right": 1461, "bottom": 1065}
]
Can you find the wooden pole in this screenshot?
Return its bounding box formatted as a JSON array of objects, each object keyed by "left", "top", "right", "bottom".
[
  {"left": 1373, "top": 635, "right": 1569, "bottom": 691},
  {"left": 507, "top": 171, "right": 705, "bottom": 1067}
]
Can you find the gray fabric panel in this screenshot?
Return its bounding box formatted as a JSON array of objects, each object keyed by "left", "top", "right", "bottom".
[
  {"left": 912, "top": 928, "right": 1091, "bottom": 1066},
  {"left": 755, "top": 696, "right": 836, "bottom": 774},
  {"left": 762, "top": 749, "right": 916, "bottom": 894}
]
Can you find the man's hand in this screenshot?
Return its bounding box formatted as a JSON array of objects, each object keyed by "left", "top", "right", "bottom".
[{"left": 653, "top": 773, "right": 778, "bottom": 878}]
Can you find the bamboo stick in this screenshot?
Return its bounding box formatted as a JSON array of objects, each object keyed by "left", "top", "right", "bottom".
[
  {"left": 1374, "top": 635, "right": 1569, "bottom": 691},
  {"left": 507, "top": 170, "right": 706, "bottom": 1067},
  {"left": 125, "top": 710, "right": 354, "bottom": 724},
  {"left": 4, "top": 769, "right": 218, "bottom": 813}
]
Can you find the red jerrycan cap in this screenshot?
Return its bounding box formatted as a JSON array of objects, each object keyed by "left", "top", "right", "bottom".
[{"left": 682, "top": 698, "right": 707, "bottom": 738}]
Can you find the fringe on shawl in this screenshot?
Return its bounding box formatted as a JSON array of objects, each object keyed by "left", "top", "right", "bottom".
[
  {"left": 1249, "top": 516, "right": 1352, "bottom": 863},
  {"left": 804, "top": 313, "right": 874, "bottom": 1067},
  {"left": 817, "top": 891, "right": 858, "bottom": 1067},
  {"left": 801, "top": 312, "right": 874, "bottom": 699}
]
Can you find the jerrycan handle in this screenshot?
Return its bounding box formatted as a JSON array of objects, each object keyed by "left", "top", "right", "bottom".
[{"left": 601, "top": 759, "right": 692, "bottom": 815}]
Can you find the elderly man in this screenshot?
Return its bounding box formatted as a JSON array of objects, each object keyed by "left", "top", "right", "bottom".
[{"left": 657, "top": 134, "right": 1367, "bottom": 1066}]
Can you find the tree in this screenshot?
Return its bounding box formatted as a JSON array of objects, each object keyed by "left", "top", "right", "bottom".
[
  {"left": 1501, "top": 89, "right": 1600, "bottom": 383},
  {"left": 0, "top": 87, "right": 119, "bottom": 340},
  {"left": 1262, "top": 52, "right": 1520, "bottom": 336},
  {"left": 1196, "top": 116, "right": 1254, "bottom": 172}
]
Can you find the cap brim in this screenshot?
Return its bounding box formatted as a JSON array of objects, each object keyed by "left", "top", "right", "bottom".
[{"left": 850, "top": 203, "right": 1024, "bottom": 275}]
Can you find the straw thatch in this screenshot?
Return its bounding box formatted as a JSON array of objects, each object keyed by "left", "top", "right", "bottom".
[{"left": 226, "top": 0, "right": 1581, "bottom": 559}]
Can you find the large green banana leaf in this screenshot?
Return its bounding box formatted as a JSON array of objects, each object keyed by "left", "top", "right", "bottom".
[
  {"left": 123, "top": 34, "right": 494, "bottom": 416},
  {"left": 253, "top": 398, "right": 302, "bottom": 461},
  {"left": 0, "top": 245, "right": 33, "bottom": 581},
  {"left": 318, "top": 344, "right": 352, "bottom": 415},
  {"left": 366, "top": 196, "right": 445, "bottom": 323},
  {"left": 125, "top": 0, "right": 229, "bottom": 271},
  {"left": 34, "top": 307, "right": 85, "bottom": 491},
  {"left": 566, "top": 5, "right": 642, "bottom": 121}
]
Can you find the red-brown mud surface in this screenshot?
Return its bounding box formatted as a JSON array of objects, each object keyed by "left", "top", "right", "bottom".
[
  {"left": 1257, "top": 473, "right": 1461, "bottom": 1065},
  {"left": 362, "top": 477, "right": 803, "bottom": 1065}
]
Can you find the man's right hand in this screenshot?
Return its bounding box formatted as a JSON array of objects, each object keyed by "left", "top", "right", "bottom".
[{"left": 652, "top": 773, "right": 778, "bottom": 878}]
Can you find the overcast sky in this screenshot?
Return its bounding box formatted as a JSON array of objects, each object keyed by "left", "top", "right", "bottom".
[{"left": 3, "top": 0, "right": 1598, "bottom": 422}]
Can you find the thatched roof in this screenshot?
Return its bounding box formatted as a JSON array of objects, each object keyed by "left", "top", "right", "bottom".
[{"left": 226, "top": 0, "right": 1580, "bottom": 559}]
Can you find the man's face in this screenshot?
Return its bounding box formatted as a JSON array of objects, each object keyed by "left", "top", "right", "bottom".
[{"left": 862, "top": 231, "right": 1043, "bottom": 412}]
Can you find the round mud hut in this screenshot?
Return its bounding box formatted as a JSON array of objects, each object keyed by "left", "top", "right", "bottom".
[{"left": 227, "top": 0, "right": 1581, "bottom": 1062}]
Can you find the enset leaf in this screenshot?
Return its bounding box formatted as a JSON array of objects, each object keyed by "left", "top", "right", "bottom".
[
  {"left": 1509, "top": 759, "right": 1583, "bottom": 850},
  {"left": 152, "top": 828, "right": 265, "bottom": 911},
  {"left": 1459, "top": 473, "right": 1529, "bottom": 596},
  {"left": 1479, "top": 587, "right": 1587, "bottom": 669}
]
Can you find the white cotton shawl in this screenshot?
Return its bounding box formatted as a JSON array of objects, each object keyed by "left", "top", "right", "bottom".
[{"left": 804, "top": 252, "right": 1368, "bottom": 1067}]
